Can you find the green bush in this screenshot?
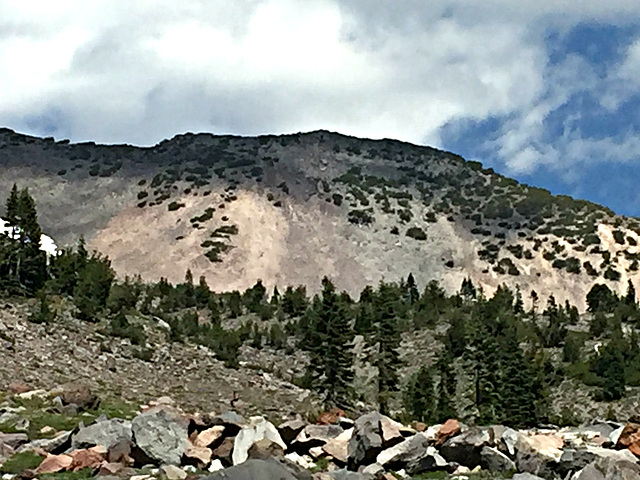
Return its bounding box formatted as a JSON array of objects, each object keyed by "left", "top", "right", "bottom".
[{"left": 406, "top": 227, "right": 427, "bottom": 240}]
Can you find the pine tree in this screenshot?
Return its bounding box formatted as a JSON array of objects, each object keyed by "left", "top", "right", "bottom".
[
  {"left": 405, "top": 273, "right": 420, "bottom": 305},
  {"left": 5, "top": 184, "right": 19, "bottom": 232},
  {"left": 375, "top": 281, "right": 404, "bottom": 414},
  {"left": 404, "top": 365, "right": 434, "bottom": 422},
  {"left": 435, "top": 353, "right": 457, "bottom": 422},
  {"left": 304, "top": 277, "right": 354, "bottom": 408}
]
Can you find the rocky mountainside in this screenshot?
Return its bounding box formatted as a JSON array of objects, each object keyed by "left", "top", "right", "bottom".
[{"left": 1, "top": 128, "right": 638, "bottom": 310}]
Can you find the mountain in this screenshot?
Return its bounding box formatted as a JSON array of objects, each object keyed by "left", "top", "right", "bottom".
[{"left": 0, "top": 127, "right": 637, "bottom": 310}]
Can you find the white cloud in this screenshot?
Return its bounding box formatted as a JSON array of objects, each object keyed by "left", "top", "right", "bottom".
[{"left": 0, "top": 0, "right": 639, "bottom": 181}]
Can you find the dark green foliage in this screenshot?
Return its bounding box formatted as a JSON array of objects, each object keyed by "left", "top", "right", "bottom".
[
  {"left": 586, "top": 284, "right": 619, "bottom": 313},
  {"left": 73, "top": 253, "right": 115, "bottom": 321},
  {"left": 302, "top": 277, "right": 354, "bottom": 408},
  {"left": 594, "top": 341, "right": 626, "bottom": 401},
  {"left": 612, "top": 230, "right": 626, "bottom": 244},
  {"left": 167, "top": 201, "right": 185, "bottom": 211},
  {"left": 406, "top": 227, "right": 427, "bottom": 240},
  {"left": 29, "top": 291, "right": 54, "bottom": 324},
  {"left": 348, "top": 208, "right": 374, "bottom": 225},
  {"left": 404, "top": 365, "right": 435, "bottom": 422},
  {"left": 281, "top": 286, "right": 308, "bottom": 317},
  {"left": 590, "top": 312, "right": 608, "bottom": 338},
  {"left": 374, "top": 281, "right": 404, "bottom": 414},
  {"left": 110, "top": 312, "right": 146, "bottom": 345},
  {"left": 0, "top": 186, "right": 47, "bottom": 295},
  {"left": 604, "top": 267, "right": 621, "bottom": 282}
]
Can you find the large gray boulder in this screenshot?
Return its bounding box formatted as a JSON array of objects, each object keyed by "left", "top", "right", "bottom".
[
  {"left": 204, "top": 458, "right": 310, "bottom": 480},
  {"left": 514, "top": 434, "right": 564, "bottom": 479},
  {"left": 377, "top": 432, "right": 448, "bottom": 475},
  {"left": 293, "top": 425, "right": 344, "bottom": 449},
  {"left": 347, "top": 412, "right": 400, "bottom": 470},
  {"left": 481, "top": 446, "right": 516, "bottom": 472},
  {"left": 71, "top": 418, "right": 132, "bottom": 450},
  {"left": 570, "top": 456, "right": 640, "bottom": 480},
  {"left": 131, "top": 406, "right": 190, "bottom": 465},
  {"left": 512, "top": 474, "right": 546, "bottom": 480},
  {"left": 278, "top": 419, "right": 306, "bottom": 445},
  {"left": 439, "top": 427, "right": 491, "bottom": 468},
  {"left": 556, "top": 447, "right": 638, "bottom": 478}
]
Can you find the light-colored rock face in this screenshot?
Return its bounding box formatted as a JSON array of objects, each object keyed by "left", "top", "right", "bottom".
[{"left": 231, "top": 416, "right": 286, "bottom": 466}]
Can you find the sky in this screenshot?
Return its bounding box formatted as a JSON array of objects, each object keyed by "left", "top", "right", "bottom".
[{"left": 1, "top": 1, "right": 640, "bottom": 216}]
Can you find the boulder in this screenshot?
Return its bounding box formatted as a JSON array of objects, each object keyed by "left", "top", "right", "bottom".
[
  {"left": 131, "top": 406, "right": 190, "bottom": 465},
  {"left": 212, "top": 436, "right": 235, "bottom": 465},
  {"left": 247, "top": 438, "right": 285, "bottom": 461},
  {"left": 193, "top": 426, "right": 225, "bottom": 448},
  {"left": 347, "top": 412, "right": 399, "bottom": 470},
  {"left": 439, "top": 427, "right": 491, "bottom": 468},
  {"left": 9, "top": 382, "right": 31, "bottom": 394},
  {"left": 285, "top": 452, "right": 315, "bottom": 469},
  {"left": 318, "top": 408, "right": 345, "bottom": 425},
  {"left": 615, "top": 422, "right": 640, "bottom": 456},
  {"left": 69, "top": 447, "right": 105, "bottom": 471},
  {"left": 278, "top": 419, "right": 306, "bottom": 445},
  {"left": 330, "top": 469, "right": 373, "bottom": 480},
  {"left": 19, "top": 431, "right": 72, "bottom": 454},
  {"left": 36, "top": 454, "right": 73, "bottom": 474},
  {"left": 210, "top": 411, "right": 247, "bottom": 435},
  {"left": 161, "top": 465, "right": 187, "bottom": 480},
  {"left": 232, "top": 416, "right": 286, "bottom": 465},
  {"left": 322, "top": 429, "right": 353, "bottom": 464},
  {"left": 209, "top": 459, "right": 224, "bottom": 472},
  {"left": 71, "top": 418, "right": 132, "bottom": 450},
  {"left": 480, "top": 446, "right": 516, "bottom": 472},
  {"left": 185, "top": 443, "right": 213, "bottom": 465},
  {"left": 513, "top": 474, "right": 546, "bottom": 480},
  {"left": 204, "top": 458, "right": 310, "bottom": 480},
  {"left": 377, "top": 433, "right": 448, "bottom": 475},
  {"left": 60, "top": 384, "right": 99, "bottom": 411},
  {"left": 0, "top": 433, "right": 29, "bottom": 450},
  {"left": 515, "top": 434, "right": 564, "bottom": 479},
  {"left": 501, "top": 427, "right": 522, "bottom": 456},
  {"left": 570, "top": 456, "right": 640, "bottom": 480},
  {"left": 294, "top": 425, "right": 344, "bottom": 449},
  {"left": 435, "top": 419, "right": 461, "bottom": 446},
  {"left": 556, "top": 447, "right": 638, "bottom": 478}
]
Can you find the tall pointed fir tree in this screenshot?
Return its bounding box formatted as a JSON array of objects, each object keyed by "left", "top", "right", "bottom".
[
  {"left": 2, "top": 186, "right": 46, "bottom": 294},
  {"left": 374, "top": 281, "right": 404, "bottom": 415},
  {"left": 304, "top": 277, "right": 354, "bottom": 408}
]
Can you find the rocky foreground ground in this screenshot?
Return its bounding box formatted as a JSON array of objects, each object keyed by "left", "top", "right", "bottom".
[{"left": 1, "top": 385, "right": 640, "bottom": 480}]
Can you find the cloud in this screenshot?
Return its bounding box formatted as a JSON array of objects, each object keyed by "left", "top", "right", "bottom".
[{"left": 0, "top": 0, "right": 639, "bottom": 187}]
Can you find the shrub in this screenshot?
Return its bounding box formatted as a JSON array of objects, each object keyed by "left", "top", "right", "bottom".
[
  {"left": 406, "top": 227, "right": 427, "bottom": 240},
  {"left": 167, "top": 201, "right": 185, "bottom": 212}
]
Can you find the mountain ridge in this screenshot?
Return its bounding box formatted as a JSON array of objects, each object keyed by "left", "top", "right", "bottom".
[{"left": 0, "top": 127, "right": 636, "bottom": 311}]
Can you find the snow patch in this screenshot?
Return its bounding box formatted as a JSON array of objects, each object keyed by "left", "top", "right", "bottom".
[{"left": 0, "top": 218, "right": 58, "bottom": 256}]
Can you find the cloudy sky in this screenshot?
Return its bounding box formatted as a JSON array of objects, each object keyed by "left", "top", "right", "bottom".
[{"left": 1, "top": 1, "right": 640, "bottom": 215}]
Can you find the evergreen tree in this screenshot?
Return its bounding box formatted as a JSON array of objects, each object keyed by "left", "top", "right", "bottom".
[
  {"left": 73, "top": 253, "right": 115, "bottom": 321},
  {"left": 304, "top": 277, "right": 354, "bottom": 408},
  {"left": 595, "top": 340, "right": 626, "bottom": 401},
  {"left": 2, "top": 186, "right": 46, "bottom": 294},
  {"left": 405, "top": 273, "right": 420, "bottom": 305},
  {"left": 625, "top": 280, "right": 636, "bottom": 307},
  {"left": 434, "top": 353, "right": 457, "bottom": 422},
  {"left": 5, "top": 184, "right": 19, "bottom": 231},
  {"left": 374, "top": 281, "right": 404, "bottom": 414},
  {"left": 404, "top": 365, "right": 434, "bottom": 422}
]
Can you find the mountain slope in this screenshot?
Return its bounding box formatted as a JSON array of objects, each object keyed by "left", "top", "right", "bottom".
[{"left": 0, "top": 128, "right": 637, "bottom": 310}]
